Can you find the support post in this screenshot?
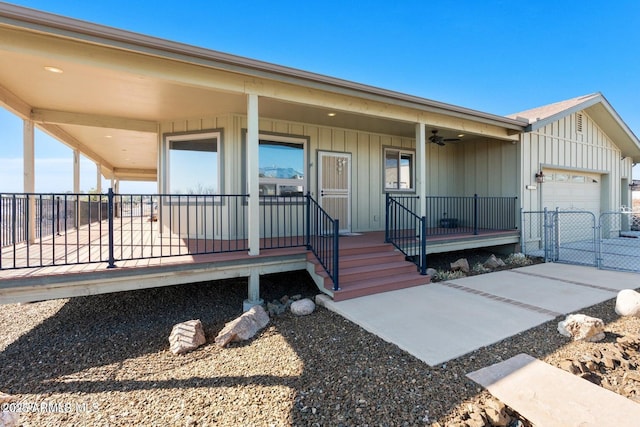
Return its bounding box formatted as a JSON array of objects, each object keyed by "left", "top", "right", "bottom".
[
  {"left": 96, "top": 163, "right": 102, "bottom": 193},
  {"left": 247, "top": 93, "right": 260, "bottom": 256},
  {"left": 473, "top": 193, "right": 479, "bottom": 235},
  {"left": 305, "top": 192, "right": 311, "bottom": 249},
  {"left": 73, "top": 149, "right": 80, "bottom": 194},
  {"left": 332, "top": 219, "right": 340, "bottom": 291},
  {"left": 23, "top": 119, "right": 35, "bottom": 243},
  {"left": 420, "top": 216, "right": 427, "bottom": 275},
  {"left": 243, "top": 267, "right": 264, "bottom": 311},
  {"left": 415, "top": 123, "right": 427, "bottom": 218},
  {"left": 107, "top": 188, "right": 116, "bottom": 268}
]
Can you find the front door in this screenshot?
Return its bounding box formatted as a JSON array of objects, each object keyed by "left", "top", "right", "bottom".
[{"left": 318, "top": 151, "right": 351, "bottom": 233}]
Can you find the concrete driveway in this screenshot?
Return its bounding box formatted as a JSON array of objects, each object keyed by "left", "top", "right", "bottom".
[{"left": 318, "top": 263, "right": 639, "bottom": 366}]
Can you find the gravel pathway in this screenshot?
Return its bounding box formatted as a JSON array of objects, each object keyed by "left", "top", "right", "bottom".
[{"left": 1, "top": 270, "right": 639, "bottom": 426}]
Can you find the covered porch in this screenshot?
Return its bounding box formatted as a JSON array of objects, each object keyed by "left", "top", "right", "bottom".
[
  {"left": 0, "top": 190, "right": 518, "bottom": 303},
  {"left": 0, "top": 4, "right": 526, "bottom": 306}
]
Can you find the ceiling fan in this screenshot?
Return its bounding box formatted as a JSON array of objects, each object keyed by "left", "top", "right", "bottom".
[{"left": 429, "top": 129, "right": 461, "bottom": 146}]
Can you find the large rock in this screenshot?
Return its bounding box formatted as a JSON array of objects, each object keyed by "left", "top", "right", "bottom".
[
  {"left": 557, "top": 314, "right": 605, "bottom": 342},
  {"left": 0, "top": 391, "right": 19, "bottom": 427},
  {"left": 169, "top": 319, "right": 206, "bottom": 355},
  {"left": 215, "top": 305, "right": 270, "bottom": 347},
  {"left": 483, "top": 254, "right": 506, "bottom": 269},
  {"left": 450, "top": 258, "right": 470, "bottom": 273},
  {"left": 426, "top": 268, "right": 438, "bottom": 277},
  {"left": 290, "top": 298, "right": 315, "bottom": 316},
  {"left": 615, "top": 289, "right": 640, "bottom": 317}
]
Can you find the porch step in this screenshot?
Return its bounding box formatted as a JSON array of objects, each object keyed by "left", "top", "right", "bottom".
[
  {"left": 338, "top": 251, "right": 407, "bottom": 269},
  {"left": 307, "top": 239, "right": 430, "bottom": 302},
  {"left": 330, "top": 272, "right": 429, "bottom": 302}
]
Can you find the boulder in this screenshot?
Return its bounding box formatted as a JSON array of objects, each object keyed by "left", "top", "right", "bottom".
[
  {"left": 0, "top": 411, "right": 20, "bottom": 427},
  {"left": 426, "top": 268, "right": 438, "bottom": 278},
  {"left": 450, "top": 258, "right": 470, "bottom": 273},
  {"left": 557, "top": 314, "right": 605, "bottom": 342},
  {"left": 0, "top": 391, "right": 15, "bottom": 405},
  {"left": 290, "top": 298, "right": 315, "bottom": 316},
  {"left": 615, "top": 289, "right": 640, "bottom": 317},
  {"left": 215, "top": 305, "right": 270, "bottom": 347},
  {"left": 483, "top": 254, "right": 506, "bottom": 269},
  {"left": 169, "top": 319, "right": 206, "bottom": 355},
  {"left": 0, "top": 391, "right": 19, "bottom": 427}
]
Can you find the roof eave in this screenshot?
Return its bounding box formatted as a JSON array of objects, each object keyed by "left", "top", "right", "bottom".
[{"left": 0, "top": 2, "right": 527, "bottom": 132}]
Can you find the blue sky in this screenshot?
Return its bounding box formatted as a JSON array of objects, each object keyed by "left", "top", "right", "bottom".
[{"left": 1, "top": 0, "right": 639, "bottom": 192}]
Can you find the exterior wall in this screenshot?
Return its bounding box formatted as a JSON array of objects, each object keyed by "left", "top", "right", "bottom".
[
  {"left": 422, "top": 138, "right": 518, "bottom": 197},
  {"left": 158, "top": 114, "right": 519, "bottom": 234},
  {"left": 520, "top": 111, "right": 632, "bottom": 213},
  {"left": 237, "top": 115, "right": 414, "bottom": 232}
]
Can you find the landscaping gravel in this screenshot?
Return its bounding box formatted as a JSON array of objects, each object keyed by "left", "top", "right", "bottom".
[{"left": 1, "top": 269, "right": 639, "bottom": 426}]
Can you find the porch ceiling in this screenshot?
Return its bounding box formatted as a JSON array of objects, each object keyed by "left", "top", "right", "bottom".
[{"left": 0, "top": 7, "right": 522, "bottom": 183}]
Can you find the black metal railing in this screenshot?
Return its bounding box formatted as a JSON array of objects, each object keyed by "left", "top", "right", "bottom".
[
  {"left": 259, "top": 195, "right": 306, "bottom": 249},
  {"left": 306, "top": 192, "right": 340, "bottom": 291},
  {"left": 425, "top": 194, "right": 518, "bottom": 236},
  {"left": 0, "top": 190, "right": 251, "bottom": 270},
  {"left": 1, "top": 193, "right": 85, "bottom": 248},
  {"left": 385, "top": 194, "right": 427, "bottom": 275},
  {"left": 109, "top": 191, "right": 249, "bottom": 266},
  {"left": 1, "top": 191, "right": 332, "bottom": 272}
]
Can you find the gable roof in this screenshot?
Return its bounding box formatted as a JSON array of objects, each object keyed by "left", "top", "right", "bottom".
[{"left": 508, "top": 93, "right": 640, "bottom": 162}]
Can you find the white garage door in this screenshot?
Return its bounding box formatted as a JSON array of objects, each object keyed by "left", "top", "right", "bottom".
[{"left": 542, "top": 169, "right": 601, "bottom": 216}]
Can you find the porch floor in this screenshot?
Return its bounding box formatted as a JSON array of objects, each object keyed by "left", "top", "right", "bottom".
[{"left": 0, "top": 220, "right": 519, "bottom": 303}]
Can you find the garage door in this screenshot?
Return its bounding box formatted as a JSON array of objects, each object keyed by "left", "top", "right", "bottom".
[{"left": 542, "top": 169, "right": 601, "bottom": 217}]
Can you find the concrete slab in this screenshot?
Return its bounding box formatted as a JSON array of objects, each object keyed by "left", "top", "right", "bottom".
[
  {"left": 318, "top": 263, "right": 639, "bottom": 366},
  {"left": 446, "top": 269, "right": 616, "bottom": 315},
  {"left": 318, "top": 284, "right": 553, "bottom": 366},
  {"left": 516, "top": 263, "right": 640, "bottom": 292},
  {"left": 467, "top": 353, "right": 640, "bottom": 427}
]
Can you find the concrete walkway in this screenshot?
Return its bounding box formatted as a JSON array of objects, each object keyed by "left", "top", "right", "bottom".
[{"left": 318, "top": 263, "right": 639, "bottom": 366}]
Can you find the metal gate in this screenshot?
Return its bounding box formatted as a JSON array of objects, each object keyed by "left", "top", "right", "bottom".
[{"left": 521, "top": 208, "right": 628, "bottom": 269}]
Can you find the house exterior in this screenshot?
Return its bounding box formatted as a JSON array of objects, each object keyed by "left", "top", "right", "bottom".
[
  {"left": 511, "top": 93, "right": 639, "bottom": 216},
  {"left": 1, "top": 4, "right": 639, "bottom": 306}
]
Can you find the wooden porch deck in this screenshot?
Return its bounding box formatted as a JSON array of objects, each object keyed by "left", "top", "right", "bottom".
[{"left": 0, "top": 219, "right": 518, "bottom": 303}]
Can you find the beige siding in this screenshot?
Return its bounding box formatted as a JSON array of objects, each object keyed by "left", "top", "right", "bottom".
[
  {"left": 159, "top": 114, "right": 519, "bottom": 233},
  {"left": 521, "top": 111, "right": 629, "bottom": 213}
]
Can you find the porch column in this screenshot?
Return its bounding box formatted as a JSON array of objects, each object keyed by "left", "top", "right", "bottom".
[
  {"left": 23, "top": 119, "right": 35, "bottom": 243},
  {"left": 73, "top": 149, "right": 80, "bottom": 194},
  {"left": 415, "top": 122, "right": 427, "bottom": 217},
  {"left": 95, "top": 163, "right": 102, "bottom": 193},
  {"left": 243, "top": 267, "right": 264, "bottom": 312},
  {"left": 247, "top": 93, "right": 260, "bottom": 256}
]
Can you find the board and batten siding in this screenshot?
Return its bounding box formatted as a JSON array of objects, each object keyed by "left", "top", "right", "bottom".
[
  {"left": 158, "top": 114, "right": 520, "bottom": 233},
  {"left": 241, "top": 115, "right": 413, "bottom": 232},
  {"left": 521, "top": 110, "right": 633, "bottom": 213}
]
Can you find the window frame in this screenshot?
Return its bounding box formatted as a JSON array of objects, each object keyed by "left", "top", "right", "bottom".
[
  {"left": 164, "top": 130, "right": 222, "bottom": 196},
  {"left": 251, "top": 133, "right": 308, "bottom": 201},
  {"left": 383, "top": 147, "right": 415, "bottom": 193}
]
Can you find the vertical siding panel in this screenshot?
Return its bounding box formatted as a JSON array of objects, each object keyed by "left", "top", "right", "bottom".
[
  {"left": 274, "top": 121, "right": 288, "bottom": 134},
  {"left": 332, "top": 129, "right": 345, "bottom": 152}
]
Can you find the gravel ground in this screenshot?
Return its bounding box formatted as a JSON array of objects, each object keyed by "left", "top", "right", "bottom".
[{"left": 1, "top": 269, "right": 639, "bottom": 426}]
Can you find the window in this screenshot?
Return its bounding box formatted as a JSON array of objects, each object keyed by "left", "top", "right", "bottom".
[
  {"left": 167, "top": 131, "right": 220, "bottom": 194},
  {"left": 258, "top": 137, "right": 305, "bottom": 196},
  {"left": 384, "top": 148, "right": 414, "bottom": 191}
]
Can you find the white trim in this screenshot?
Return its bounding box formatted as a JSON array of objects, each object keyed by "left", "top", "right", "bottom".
[
  {"left": 318, "top": 150, "right": 352, "bottom": 233},
  {"left": 415, "top": 123, "right": 427, "bottom": 218},
  {"left": 258, "top": 133, "right": 307, "bottom": 196},
  {"left": 247, "top": 94, "right": 260, "bottom": 256},
  {"left": 383, "top": 146, "right": 415, "bottom": 192},
  {"left": 164, "top": 130, "right": 222, "bottom": 194}
]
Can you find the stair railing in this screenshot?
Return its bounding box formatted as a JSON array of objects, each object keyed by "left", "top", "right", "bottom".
[
  {"left": 306, "top": 193, "right": 340, "bottom": 291},
  {"left": 385, "top": 193, "right": 427, "bottom": 275}
]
